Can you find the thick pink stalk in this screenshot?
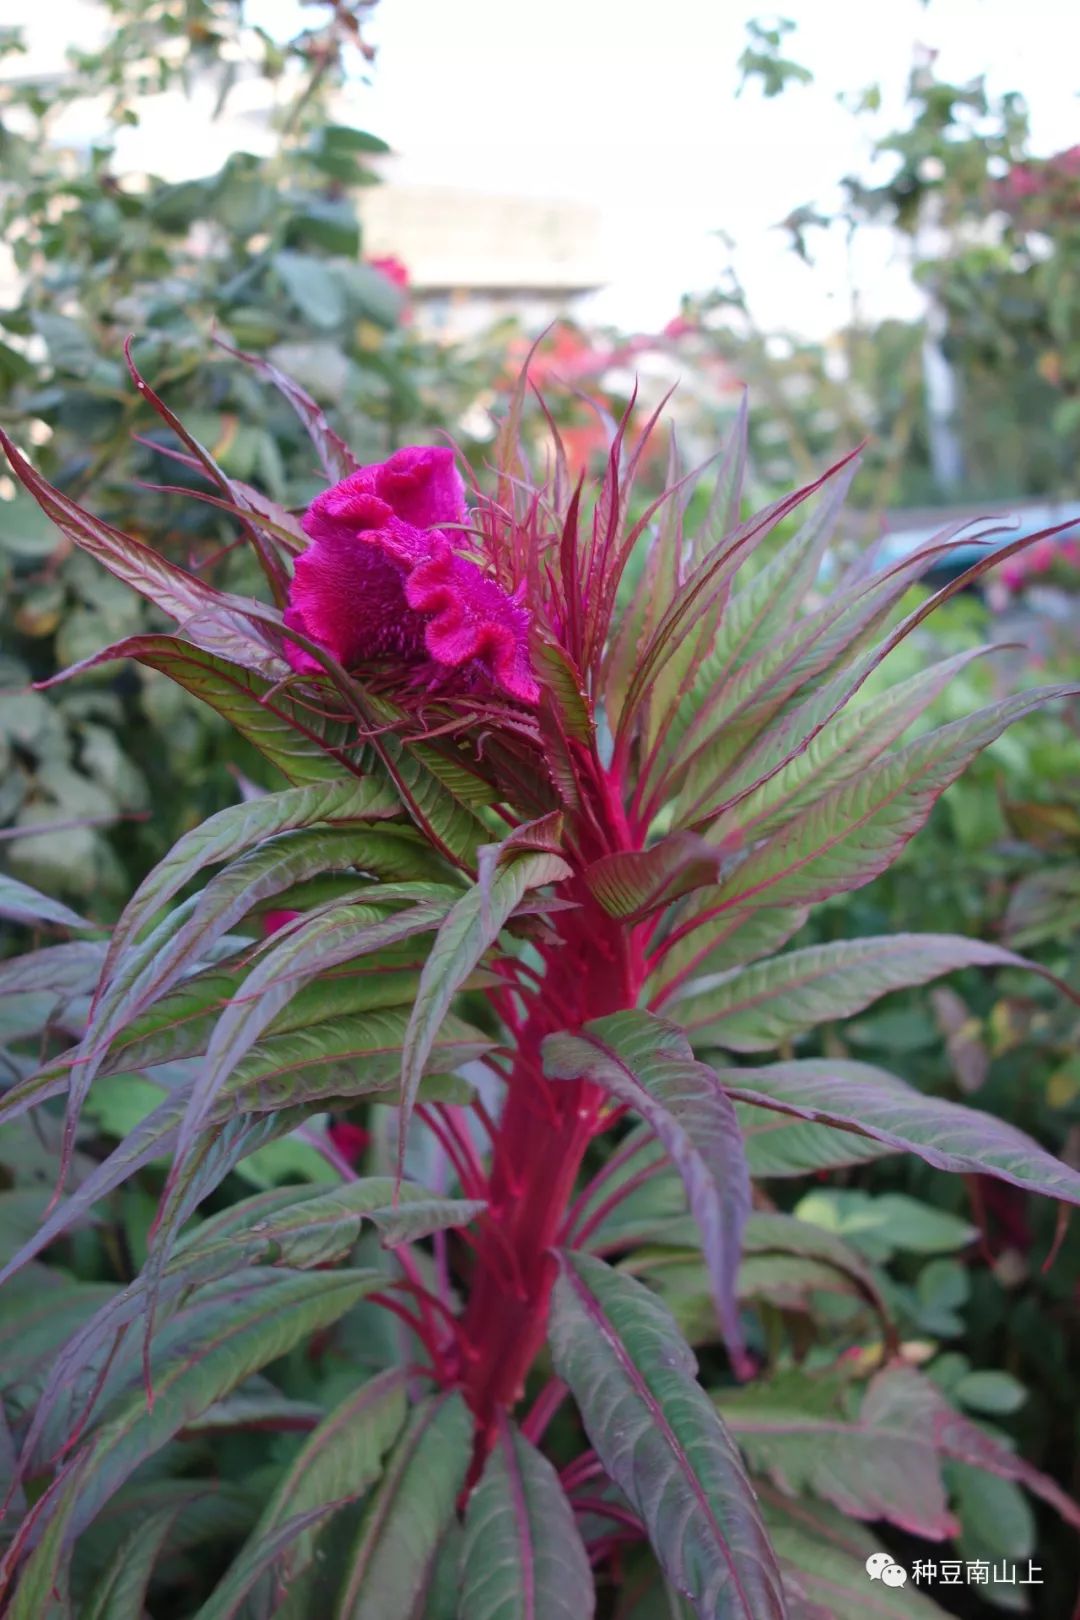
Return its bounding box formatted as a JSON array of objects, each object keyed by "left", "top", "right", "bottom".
[{"left": 460, "top": 847, "right": 645, "bottom": 1456}]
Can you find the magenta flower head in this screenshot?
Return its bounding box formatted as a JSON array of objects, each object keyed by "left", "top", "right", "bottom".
[{"left": 283, "top": 444, "right": 538, "bottom": 704}]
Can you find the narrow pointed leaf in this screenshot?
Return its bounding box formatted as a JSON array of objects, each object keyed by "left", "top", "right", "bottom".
[
  {"left": 106, "top": 776, "right": 399, "bottom": 970},
  {"left": 701, "top": 645, "right": 996, "bottom": 841},
  {"left": 0, "top": 873, "right": 93, "bottom": 932},
  {"left": 677, "top": 933, "right": 1062, "bottom": 1052},
  {"left": 460, "top": 1415, "right": 594, "bottom": 1620},
  {"left": 163, "top": 901, "right": 451, "bottom": 1227},
  {"left": 648, "top": 459, "right": 856, "bottom": 803},
  {"left": 649, "top": 906, "right": 807, "bottom": 1009},
  {"left": 1, "top": 1269, "right": 380, "bottom": 1591},
  {"left": 190, "top": 1504, "right": 344, "bottom": 1620},
  {"left": 208, "top": 1368, "right": 406, "bottom": 1610},
  {"left": 0, "top": 427, "right": 271, "bottom": 651},
  {"left": 544, "top": 1012, "right": 750, "bottom": 1368},
  {"left": 80, "top": 1504, "right": 178, "bottom": 1620},
  {"left": 667, "top": 518, "right": 1001, "bottom": 810},
  {"left": 704, "top": 687, "right": 1080, "bottom": 915},
  {"left": 399, "top": 848, "right": 570, "bottom": 1166},
  {"left": 216, "top": 334, "right": 359, "bottom": 482},
  {"left": 719, "top": 1058, "right": 1080, "bottom": 1203},
  {"left": 549, "top": 1251, "right": 787, "bottom": 1619},
  {"left": 736, "top": 1103, "right": 893, "bottom": 1178},
  {"left": 336, "top": 1392, "right": 472, "bottom": 1620},
  {"left": 0, "top": 940, "right": 106, "bottom": 997},
  {"left": 222, "top": 1006, "right": 490, "bottom": 1114}
]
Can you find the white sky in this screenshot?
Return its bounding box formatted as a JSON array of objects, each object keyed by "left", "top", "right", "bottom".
[{"left": 8, "top": 0, "right": 1080, "bottom": 336}]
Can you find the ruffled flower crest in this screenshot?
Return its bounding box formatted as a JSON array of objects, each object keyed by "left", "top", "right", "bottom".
[{"left": 283, "top": 444, "right": 538, "bottom": 704}]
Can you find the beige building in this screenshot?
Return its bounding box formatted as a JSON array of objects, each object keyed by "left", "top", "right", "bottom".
[{"left": 358, "top": 184, "right": 610, "bottom": 340}]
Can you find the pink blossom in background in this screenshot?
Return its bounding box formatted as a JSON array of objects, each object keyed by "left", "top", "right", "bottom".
[
  {"left": 369, "top": 255, "right": 411, "bottom": 324},
  {"left": 369, "top": 255, "right": 410, "bottom": 291},
  {"left": 284, "top": 446, "right": 538, "bottom": 703},
  {"left": 262, "top": 908, "right": 300, "bottom": 936},
  {"left": 327, "top": 1121, "right": 370, "bottom": 1166}
]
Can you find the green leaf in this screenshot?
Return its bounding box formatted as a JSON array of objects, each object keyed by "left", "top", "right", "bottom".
[
  {"left": 69, "top": 838, "right": 416, "bottom": 1166},
  {"left": 274, "top": 250, "right": 347, "bottom": 328},
  {"left": 190, "top": 1505, "right": 344, "bottom": 1620},
  {"left": 953, "top": 1370, "right": 1027, "bottom": 1416},
  {"left": 548, "top": 1251, "right": 786, "bottom": 1619},
  {"left": 544, "top": 1011, "right": 751, "bottom": 1369},
  {"left": 0, "top": 1100, "right": 302, "bottom": 1299},
  {"left": 718, "top": 1057, "right": 1080, "bottom": 1204},
  {"left": 758, "top": 1489, "right": 952, "bottom": 1619},
  {"left": 197, "top": 1369, "right": 407, "bottom": 1616},
  {"left": 676, "top": 933, "right": 1048, "bottom": 1052},
  {"left": 666, "top": 522, "right": 974, "bottom": 816},
  {"left": 0, "top": 432, "right": 269, "bottom": 659},
  {"left": 716, "top": 1370, "right": 954, "bottom": 1538},
  {"left": 585, "top": 832, "right": 730, "bottom": 922},
  {"left": 648, "top": 905, "right": 807, "bottom": 1010},
  {"left": 0, "top": 939, "right": 106, "bottom": 997},
  {"left": 163, "top": 901, "right": 454, "bottom": 1218},
  {"left": 223, "top": 1005, "right": 491, "bottom": 1114},
  {"left": 107, "top": 776, "right": 399, "bottom": 966},
  {"left": 3, "top": 1269, "right": 380, "bottom": 1604},
  {"left": 793, "top": 1190, "right": 976, "bottom": 1260},
  {"left": 460, "top": 1416, "right": 594, "bottom": 1620},
  {"left": 0, "top": 871, "right": 93, "bottom": 931},
  {"left": 651, "top": 460, "right": 855, "bottom": 801},
  {"left": 880, "top": 1366, "right": 1080, "bottom": 1530},
  {"left": 184, "top": 1178, "right": 484, "bottom": 1263},
  {"left": 737, "top": 1102, "right": 893, "bottom": 1178},
  {"left": 702, "top": 687, "right": 1080, "bottom": 915},
  {"left": 336, "top": 1392, "right": 473, "bottom": 1619},
  {"left": 701, "top": 645, "right": 994, "bottom": 843},
  {"left": 741, "top": 1212, "right": 889, "bottom": 1325},
  {"left": 321, "top": 123, "right": 391, "bottom": 154},
  {"left": 81, "top": 1506, "right": 177, "bottom": 1620},
  {"left": 127, "top": 637, "right": 355, "bottom": 778},
  {"left": 399, "top": 847, "right": 570, "bottom": 1166}
]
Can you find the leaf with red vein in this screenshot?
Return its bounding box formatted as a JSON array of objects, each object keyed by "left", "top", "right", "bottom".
[
  {"left": 460, "top": 1415, "right": 593, "bottom": 1620},
  {"left": 544, "top": 1013, "right": 751, "bottom": 1371},
  {"left": 549, "top": 1251, "right": 787, "bottom": 1619},
  {"left": 719, "top": 1058, "right": 1080, "bottom": 1204}
]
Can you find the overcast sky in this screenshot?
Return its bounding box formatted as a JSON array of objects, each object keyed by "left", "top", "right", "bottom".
[{"left": 8, "top": 0, "right": 1080, "bottom": 335}]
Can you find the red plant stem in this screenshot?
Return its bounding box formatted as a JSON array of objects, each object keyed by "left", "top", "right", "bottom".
[
  {"left": 416, "top": 1105, "right": 487, "bottom": 1200},
  {"left": 561, "top": 1128, "right": 658, "bottom": 1237},
  {"left": 471, "top": 1096, "right": 500, "bottom": 1149},
  {"left": 560, "top": 1450, "right": 604, "bottom": 1492},
  {"left": 295, "top": 1123, "right": 358, "bottom": 1182},
  {"left": 521, "top": 1377, "right": 569, "bottom": 1444},
  {"left": 458, "top": 883, "right": 644, "bottom": 1457},
  {"left": 368, "top": 1292, "right": 444, "bottom": 1372},
  {"left": 390, "top": 1277, "right": 461, "bottom": 1343},
  {"left": 571, "top": 1497, "right": 644, "bottom": 1534},
  {"left": 586, "top": 1530, "right": 643, "bottom": 1567},
  {"left": 564, "top": 1159, "right": 668, "bottom": 1250},
  {"left": 441, "top": 1103, "right": 488, "bottom": 1191}
]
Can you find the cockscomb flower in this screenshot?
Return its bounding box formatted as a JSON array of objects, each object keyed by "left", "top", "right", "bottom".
[{"left": 283, "top": 444, "right": 538, "bottom": 704}]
